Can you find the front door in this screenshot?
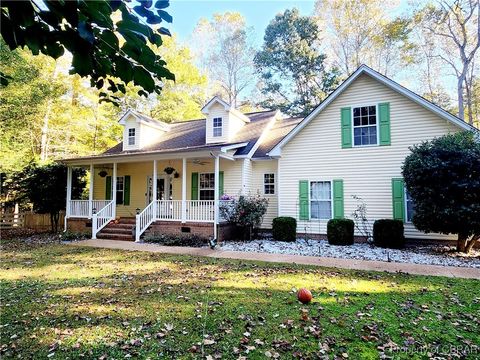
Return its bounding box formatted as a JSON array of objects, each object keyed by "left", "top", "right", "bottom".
[{"left": 146, "top": 176, "right": 172, "bottom": 205}]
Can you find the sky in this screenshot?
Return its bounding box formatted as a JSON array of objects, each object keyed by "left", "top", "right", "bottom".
[{"left": 167, "top": 0, "right": 317, "bottom": 46}]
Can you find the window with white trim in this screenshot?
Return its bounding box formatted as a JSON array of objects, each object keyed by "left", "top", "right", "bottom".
[
  {"left": 116, "top": 176, "right": 124, "bottom": 205},
  {"left": 264, "top": 173, "right": 275, "bottom": 195},
  {"left": 310, "top": 181, "right": 332, "bottom": 219},
  {"left": 128, "top": 128, "right": 136, "bottom": 145},
  {"left": 199, "top": 173, "right": 215, "bottom": 200},
  {"left": 213, "top": 117, "right": 223, "bottom": 137},
  {"left": 353, "top": 105, "right": 377, "bottom": 146},
  {"left": 405, "top": 189, "right": 415, "bottom": 222}
]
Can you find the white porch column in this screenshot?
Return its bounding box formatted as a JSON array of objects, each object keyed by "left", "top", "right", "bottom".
[
  {"left": 153, "top": 160, "right": 158, "bottom": 216},
  {"left": 181, "top": 158, "right": 187, "bottom": 223},
  {"left": 214, "top": 155, "right": 220, "bottom": 240},
  {"left": 88, "top": 164, "right": 94, "bottom": 218},
  {"left": 112, "top": 163, "right": 117, "bottom": 218},
  {"left": 64, "top": 165, "right": 72, "bottom": 231}
]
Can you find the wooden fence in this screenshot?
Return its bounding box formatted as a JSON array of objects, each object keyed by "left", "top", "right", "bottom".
[{"left": 1, "top": 211, "right": 65, "bottom": 230}]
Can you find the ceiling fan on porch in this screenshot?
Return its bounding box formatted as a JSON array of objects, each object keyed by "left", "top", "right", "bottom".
[{"left": 189, "top": 159, "right": 210, "bottom": 166}]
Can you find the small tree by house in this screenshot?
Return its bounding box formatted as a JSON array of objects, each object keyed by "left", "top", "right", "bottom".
[
  {"left": 402, "top": 131, "right": 480, "bottom": 253},
  {"left": 220, "top": 194, "right": 268, "bottom": 240},
  {"left": 18, "top": 163, "right": 86, "bottom": 232}
]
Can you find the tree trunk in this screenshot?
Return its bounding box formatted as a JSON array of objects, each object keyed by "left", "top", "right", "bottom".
[
  {"left": 457, "top": 75, "right": 465, "bottom": 120},
  {"left": 457, "top": 233, "right": 479, "bottom": 253}
]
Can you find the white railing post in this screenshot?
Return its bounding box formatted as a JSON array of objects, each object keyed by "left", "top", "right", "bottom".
[
  {"left": 153, "top": 160, "right": 157, "bottom": 218},
  {"left": 64, "top": 166, "right": 72, "bottom": 232},
  {"left": 89, "top": 164, "right": 94, "bottom": 218},
  {"left": 112, "top": 163, "right": 117, "bottom": 219},
  {"left": 214, "top": 155, "right": 219, "bottom": 240},
  {"left": 92, "top": 209, "right": 97, "bottom": 239},
  {"left": 182, "top": 158, "right": 187, "bottom": 223},
  {"left": 135, "top": 213, "right": 141, "bottom": 242}
]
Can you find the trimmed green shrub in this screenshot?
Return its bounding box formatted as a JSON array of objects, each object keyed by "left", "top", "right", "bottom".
[
  {"left": 327, "top": 219, "right": 354, "bottom": 245},
  {"left": 373, "top": 219, "right": 405, "bottom": 249},
  {"left": 272, "top": 217, "right": 297, "bottom": 242},
  {"left": 143, "top": 232, "right": 207, "bottom": 247}
]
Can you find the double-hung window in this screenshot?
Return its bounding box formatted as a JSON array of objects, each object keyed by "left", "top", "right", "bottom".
[
  {"left": 128, "top": 128, "right": 136, "bottom": 145},
  {"left": 213, "top": 117, "right": 223, "bottom": 137},
  {"left": 310, "top": 181, "right": 332, "bottom": 219},
  {"left": 199, "top": 173, "right": 215, "bottom": 200},
  {"left": 353, "top": 105, "right": 377, "bottom": 146},
  {"left": 116, "top": 176, "right": 124, "bottom": 205},
  {"left": 405, "top": 190, "right": 415, "bottom": 222},
  {"left": 264, "top": 173, "right": 275, "bottom": 195}
]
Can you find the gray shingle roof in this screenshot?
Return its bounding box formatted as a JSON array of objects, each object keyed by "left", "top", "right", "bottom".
[{"left": 103, "top": 110, "right": 287, "bottom": 158}]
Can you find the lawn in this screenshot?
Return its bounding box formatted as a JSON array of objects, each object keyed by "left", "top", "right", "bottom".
[{"left": 1, "top": 237, "right": 479, "bottom": 359}]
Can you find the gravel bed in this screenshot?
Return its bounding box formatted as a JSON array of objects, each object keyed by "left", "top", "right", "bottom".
[{"left": 220, "top": 239, "right": 480, "bottom": 268}]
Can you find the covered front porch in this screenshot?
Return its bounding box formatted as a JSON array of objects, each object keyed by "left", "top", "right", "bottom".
[{"left": 65, "top": 150, "right": 239, "bottom": 241}]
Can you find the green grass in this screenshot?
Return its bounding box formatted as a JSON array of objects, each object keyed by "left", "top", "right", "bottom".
[{"left": 1, "top": 237, "right": 479, "bottom": 359}]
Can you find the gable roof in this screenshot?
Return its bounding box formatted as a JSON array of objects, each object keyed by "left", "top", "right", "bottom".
[
  {"left": 268, "top": 64, "right": 476, "bottom": 157},
  {"left": 118, "top": 109, "right": 171, "bottom": 131},
  {"left": 102, "top": 110, "right": 279, "bottom": 158}
]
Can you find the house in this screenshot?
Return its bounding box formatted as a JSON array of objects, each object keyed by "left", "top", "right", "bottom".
[{"left": 62, "top": 65, "right": 476, "bottom": 242}]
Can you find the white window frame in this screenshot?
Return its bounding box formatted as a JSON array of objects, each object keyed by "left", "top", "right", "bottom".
[
  {"left": 404, "top": 188, "right": 415, "bottom": 223},
  {"left": 309, "top": 180, "right": 333, "bottom": 220},
  {"left": 128, "top": 128, "right": 136, "bottom": 146},
  {"left": 213, "top": 117, "right": 223, "bottom": 137},
  {"left": 199, "top": 172, "right": 215, "bottom": 200},
  {"left": 263, "top": 173, "right": 275, "bottom": 196},
  {"left": 351, "top": 103, "right": 379, "bottom": 147},
  {"left": 116, "top": 176, "right": 125, "bottom": 205}
]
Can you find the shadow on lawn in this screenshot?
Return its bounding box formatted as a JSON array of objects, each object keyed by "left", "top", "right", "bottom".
[{"left": 1, "top": 256, "right": 479, "bottom": 358}]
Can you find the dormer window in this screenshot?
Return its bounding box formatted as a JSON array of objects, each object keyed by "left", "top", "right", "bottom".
[
  {"left": 128, "top": 128, "right": 136, "bottom": 145},
  {"left": 213, "top": 117, "right": 223, "bottom": 137}
]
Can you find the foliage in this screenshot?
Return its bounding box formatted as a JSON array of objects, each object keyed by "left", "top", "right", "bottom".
[
  {"left": 255, "top": 8, "right": 340, "bottom": 117},
  {"left": 3, "top": 241, "right": 479, "bottom": 359},
  {"left": 402, "top": 131, "right": 480, "bottom": 253},
  {"left": 351, "top": 195, "right": 373, "bottom": 243},
  {"left": 61, "top": 230, "right": 90, "bottom": 242},
  {"left": 9, "top": 163, "right": 86, "bottom": 232},
  {"left": 327, "top": 218, "right": 355, "bottom": 246},
  {"left": 1, "top": 0, "right": 174, "bottom": 104},
  {"left": 192, "top": 12, "right": 254, "bottom": 107},
  {"left": 415, "top": 0, "right": 479, "bottom": 124},
  {"left": 272, "top": 217, "right": 297, "bottom": 242},
  {"left": 314, "top": 0, "right": 416, "bottom": 76},
  {"left": 150, "top": 36, "right": 207, "bottom": 122},
  {"left": 143, "top": 232, "right": 207, "bottom": 247},
  {"left": 373, "top": 219, "right": 405, "bottom": 249},
  {"left": 220, "top": 195, "right": 268, "bottom": 240}
]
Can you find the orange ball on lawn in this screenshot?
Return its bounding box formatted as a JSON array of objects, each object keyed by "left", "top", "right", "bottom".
[{"left": 297, "top": 288, "right": 313, "bottom": 304}]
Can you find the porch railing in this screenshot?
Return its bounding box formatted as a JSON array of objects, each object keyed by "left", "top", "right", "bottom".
[
  {"left": 136, "top": 201, "right": 156, "bottom": 242},
  {"left": 68, "top": 200, "right": 111, "bottom": 218},
  {"left": 186, "top": 200, "right": 215, "bottom": 222},
  {"left": 92, "top": 200, "right": 115, "bottom": 239},
  {"left": 156, "top": 200, "right": 182, "bottom": 221},
  {"left": 69, "top": 200, "right": 90, "bottom": 218}
]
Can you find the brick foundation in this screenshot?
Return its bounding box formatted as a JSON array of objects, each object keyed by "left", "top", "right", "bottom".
[
  {"left": 67, "top": 218, "right": 92, "bottom": 236},
  {"left": 145, "top": 221, "right": 237, "bottom": 242}
]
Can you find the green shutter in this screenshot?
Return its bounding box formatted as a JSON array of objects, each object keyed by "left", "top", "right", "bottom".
[
  {"left": 191, "top": 172, "right": 198, "bottom": 200},
  {"left": 379, "top": 102, "right": 391, "bottom": 146},
  {"left": 123, "top": 175, "right": 131, "bottom": 205},
  {"left": 299, "top": 180, "right": 309, "bottom": 220},
  {"left": 332, "top": 179, "right": 344, "bottom": 219},
  {"left": 341, "top": 107, "right": 352, "bottom": 148},
  {"left": 219, "top": 171, "right": 224, "bottom": 196},
  {"left": 392, "top": 178, "right": 405, "bottom": 221},
  {"left": 105, "top": 176, "right": 112, "bottom": 200}
]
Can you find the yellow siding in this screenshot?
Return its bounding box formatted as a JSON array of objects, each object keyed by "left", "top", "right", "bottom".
[
  {"left": 251, "top": 160, "right": 278, "bottom": 228},
  {"left": 279, "top": 74, "right": 459, "bottom": 240},
  {"left": 92, "top": 158, "right": 245, "bottom": 218}
]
